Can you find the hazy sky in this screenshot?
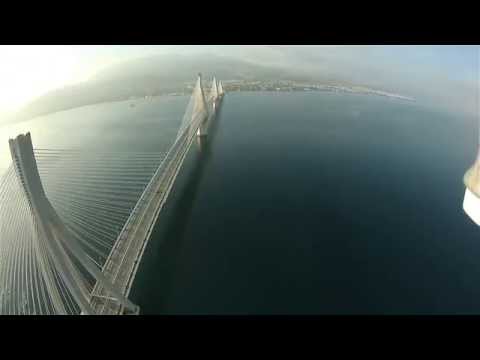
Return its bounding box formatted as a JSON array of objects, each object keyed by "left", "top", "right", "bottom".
[{"left": 0, "top": 45, "right": 478, "bottom": 118}]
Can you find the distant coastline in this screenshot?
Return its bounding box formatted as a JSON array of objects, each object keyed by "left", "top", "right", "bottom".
[
  {"left": 220, "top": 80, "right": 415, "bottom": 102},
  {"left": 5, "top": 79, "right": 415, "bottom": 126}
]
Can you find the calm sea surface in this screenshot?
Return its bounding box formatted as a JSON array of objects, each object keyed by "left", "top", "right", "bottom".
[{"left": 1, "top": 92, "right": 478, "bottom": 314}]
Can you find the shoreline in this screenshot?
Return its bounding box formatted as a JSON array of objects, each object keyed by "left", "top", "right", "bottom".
[{"left": 2, "top": 85, "right": 416, "bottom": 127}]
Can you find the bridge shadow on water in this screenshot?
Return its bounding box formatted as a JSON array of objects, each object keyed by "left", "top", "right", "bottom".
[{"left": 129, "top": 104, "right": 224, "bottom": 314}]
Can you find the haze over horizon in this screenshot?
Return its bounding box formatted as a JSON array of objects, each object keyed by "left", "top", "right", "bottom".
[{"left": 0, "top": 45, "right": 478, "bottom": 123}]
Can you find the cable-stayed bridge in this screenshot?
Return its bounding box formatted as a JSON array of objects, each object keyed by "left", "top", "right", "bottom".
[{"left": 0, "top": 74, "right": 225, "bottom": 315}]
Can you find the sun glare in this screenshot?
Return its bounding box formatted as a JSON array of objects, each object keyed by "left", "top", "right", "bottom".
[{"left": 0, "top": 45, "right": 85, "bottom": 114}]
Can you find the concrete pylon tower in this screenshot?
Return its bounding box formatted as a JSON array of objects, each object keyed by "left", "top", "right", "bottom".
[
  {"left": 196, "top": 73, "right": 209, "bottom": 137},
  {"left": 9, "top": 132, "right": 139, "bottom": 314},
  {"left": 218, "top": 81, "right": 224, "bottom": 96},
  {"left": 210, "top": 77, "right": 219, "bottom": 101}
]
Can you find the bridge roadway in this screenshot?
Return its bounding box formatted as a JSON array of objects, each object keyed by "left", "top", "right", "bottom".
[{"left": 90, "top": 96, "right": 222, "bottom": 314}]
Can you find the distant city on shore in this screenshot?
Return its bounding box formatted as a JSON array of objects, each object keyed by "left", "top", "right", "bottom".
[{"left": 153, "top": 79, "right": 416, "bottom": 103}]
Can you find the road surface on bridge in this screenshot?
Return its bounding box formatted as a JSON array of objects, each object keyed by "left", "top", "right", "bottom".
[{"left": 90, "top": 96, "right": 221, "bottom": 314}]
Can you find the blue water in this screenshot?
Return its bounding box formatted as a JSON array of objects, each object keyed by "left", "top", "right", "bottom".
[
  {"left": 2, "top": 91, "right": 478, "bottom": 314},
  {"left": 131, "top": 92, "right": 480, "bottom": 314},
  {"left": 0, "top": 96, "right": 188, "bottom": 174}
]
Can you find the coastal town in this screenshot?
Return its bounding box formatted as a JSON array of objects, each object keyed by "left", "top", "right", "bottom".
[{"left": 164, "top": 79, "right": 416, "bottom": 102}]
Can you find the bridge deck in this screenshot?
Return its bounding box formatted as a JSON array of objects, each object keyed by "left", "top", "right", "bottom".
[{"left": 90, "top": 96, "right": 221, "bottom": 314}]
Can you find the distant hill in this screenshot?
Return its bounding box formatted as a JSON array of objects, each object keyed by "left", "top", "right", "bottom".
[{"left": 13, "top": 53, "right": 317, "bottom": 123}]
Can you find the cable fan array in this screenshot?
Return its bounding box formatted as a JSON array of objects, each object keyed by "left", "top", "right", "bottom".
[
  {"left": 36, "top": 149, "right": 167, "bottom": 268},
  {"left": 176, "top": 76, "right": 222, "bottom": 140},
  {"left": 0, "top": 165, "right": 44, "bottom": 314},
  {"left": 0, "top": 149, "right": 166, "bottom": 314}
]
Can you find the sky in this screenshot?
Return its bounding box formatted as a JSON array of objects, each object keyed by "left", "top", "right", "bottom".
[{"left": 0, "top": 45, "right": 478, "bottom": 119}]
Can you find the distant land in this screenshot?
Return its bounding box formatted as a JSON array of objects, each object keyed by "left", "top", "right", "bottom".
[
  {"left": 219, "top": 80, "right": 415, "bottom": 102},
  {"left": 4, "top": 53, "right": 415, "bottom": 125}
]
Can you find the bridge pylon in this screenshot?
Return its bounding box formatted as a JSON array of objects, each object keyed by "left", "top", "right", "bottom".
[
  {"left": 9, "top": 132, "right": 140, "bottom": 315},
  {"left": 218, "top": 81, "right": 224, "bottom": 96},
  {"left": 195, "top": 73, "right": 209, "bottom": 137}
]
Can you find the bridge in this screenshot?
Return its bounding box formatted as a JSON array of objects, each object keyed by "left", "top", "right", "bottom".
[{"left": 0, "top": 74, "right": 225, "bottom": 315}]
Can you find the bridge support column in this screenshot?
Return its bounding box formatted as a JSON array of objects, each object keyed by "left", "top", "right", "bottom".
[
  {"left": 463, "top": 154, "right": 480, "bottom": 226},
  {"left": 197, "top": 124, "right": 208, "bottom": 136},
  {"left": 197, "top": 120, "right": 208, "bottom": 137},
  {"left": 464, "top": 188, "right": 480, "bottom": 225},
  {"left": 9, "top": 132, "right": 139, "bottom": 315}
]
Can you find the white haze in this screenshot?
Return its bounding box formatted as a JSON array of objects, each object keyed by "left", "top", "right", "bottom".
[{"left": 0, "top": 45, "right": 478, "bottom": 123}]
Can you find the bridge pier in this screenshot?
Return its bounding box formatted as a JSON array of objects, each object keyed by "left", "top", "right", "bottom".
[
  {"left": 464, "top": 154, "right": 480, "bottom": 225},
  {"left": 197, "top": 120, "right": 208, "bottom": 137}
]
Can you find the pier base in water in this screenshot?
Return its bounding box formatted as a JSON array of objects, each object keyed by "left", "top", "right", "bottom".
[
  {"left": 463, "top": 187, "right": 480, "bottom": 226},
  {"left": 197, "top": 121, "right": 208, "bottom": 137}
]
